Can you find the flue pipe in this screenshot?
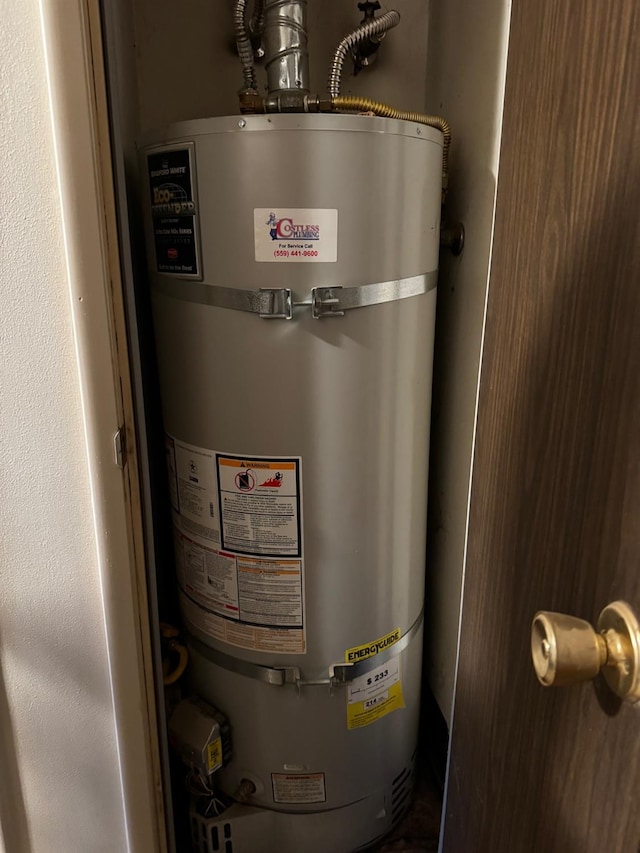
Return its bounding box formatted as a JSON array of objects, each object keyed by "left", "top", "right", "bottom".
[{"left": 263, "top": 0, "right": 310, "bottom": 95}]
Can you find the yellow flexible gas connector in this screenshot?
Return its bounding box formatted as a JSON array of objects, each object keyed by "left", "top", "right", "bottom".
[{"left": 332, "top": 95, "right": 451, "bottom": 190}]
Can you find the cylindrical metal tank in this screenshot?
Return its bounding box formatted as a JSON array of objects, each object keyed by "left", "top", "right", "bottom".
[{"left": 140, "top": 113, "right": 441, "bottom": 852}]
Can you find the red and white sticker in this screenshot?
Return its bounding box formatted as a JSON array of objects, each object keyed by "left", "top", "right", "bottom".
[
  {"left": 216, "top": 455, "right": 301, "bottom": 556},
  {"left": 254, "top": 208, "right": 338, "bottom": 262}
]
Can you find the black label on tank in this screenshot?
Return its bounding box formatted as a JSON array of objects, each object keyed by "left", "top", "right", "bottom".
[{"left": 147, "top": 146, "right": 200, "bottom": 277}]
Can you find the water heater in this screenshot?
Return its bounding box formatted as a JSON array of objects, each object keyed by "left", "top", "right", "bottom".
[{"left": 139, "top": 5, "right": 447, "bottom": 851}]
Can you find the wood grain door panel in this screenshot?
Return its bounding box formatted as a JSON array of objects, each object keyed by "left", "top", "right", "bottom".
[{"left": 442, "top": 2, "right": 640, "bottom": 850}]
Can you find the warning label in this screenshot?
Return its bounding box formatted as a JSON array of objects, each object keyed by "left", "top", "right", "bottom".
[
  {"left": 347, "top": 657, "right": 405, "bottom": 730},
  {"left": 168, "top": 439, "right": 306, "bottom": 654},
  {"left": 216, "top": 455, "right": 302, "bottom": 557},
  {"left": 271, "top": 773, "right": 326, "bottom": 804}
]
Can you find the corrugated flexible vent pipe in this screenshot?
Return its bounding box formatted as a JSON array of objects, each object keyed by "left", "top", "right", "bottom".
[{"left": 263, "top": 0, "right": 310, "bottom": 95}]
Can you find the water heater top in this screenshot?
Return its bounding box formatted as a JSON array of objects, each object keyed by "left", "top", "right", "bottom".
[
  {"left": 139, "top": 112, "right": 443, "bottom": 150},
  {"left": 139, "top": 111, "right": 443, "bottom": 289}
]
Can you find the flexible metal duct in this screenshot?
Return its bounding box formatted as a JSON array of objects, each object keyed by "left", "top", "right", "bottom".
[
  {"left": 327, "top": 10, "right": 400, "bottom": 98},
  {"left": 263, "top": 0, "right": 310, "bottom": 95}
]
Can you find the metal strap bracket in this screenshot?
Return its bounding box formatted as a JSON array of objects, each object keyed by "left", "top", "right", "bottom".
[
  {"left": 312, "top": 286, "right": 345, "bottom": 318},
  {"left": 259, "top": 287, "right": 292, "bottom": 319},
  {"left": 189, "top": 635, "right": 302, "bottom": 686},
  {"left": 189, "top": 610, "right": 423, "bottom": 689},
  {"left": 153, "top": 271, "right": 436, "bottom": 320},
  {"left": 310, "top": 273, "right": 435, "bottom": 319}
]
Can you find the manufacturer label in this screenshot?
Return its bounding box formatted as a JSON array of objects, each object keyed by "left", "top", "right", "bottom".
[
  {"left": 347, "top": 657, "right": 405, "bottom": 730},
  {"left": 147, "top": 145, "right": 201, "bottom": 277},
  {"left": 345, "top": 627, "right": 401, "bottom": 663},
  {"left": 167, "top": 436, "right": 306, "bottom": 654},
  {"left": 271, "top": 772, "right": 326, "bottom": 804},
  {"left": 254, "top": 208, "right": 338, "bottom": 262}
]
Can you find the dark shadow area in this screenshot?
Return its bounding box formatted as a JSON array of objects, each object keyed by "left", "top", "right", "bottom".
[
  {"left": 376, "top": 766, "right": 442, "bottom": 853},
  {"left": 374, "top": 680, "right": 447, "bottom": 852},
  {"left": 592, "top": 674, "right": 623, "bottom": 718},
  {"left": 0, "top": 630, "right": 32, "bottom": 853}
]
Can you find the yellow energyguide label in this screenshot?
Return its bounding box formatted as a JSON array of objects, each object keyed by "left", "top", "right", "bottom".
[
  {"left": 206, "top": 737, "right": 223, "bottom": 773},
  {"left": 346, "top": 658, "right": 405, "bottom": 730},
  {"left": 344, "top": 627, "right": 401, "bottom": 663}
]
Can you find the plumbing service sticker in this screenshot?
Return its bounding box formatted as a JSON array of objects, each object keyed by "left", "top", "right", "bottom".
[
  {"left": 254, "top": 208, "right": 338, "bottom": 262},
  {"left": 346, "top": 657, "right": 405, "bottom": 730}
]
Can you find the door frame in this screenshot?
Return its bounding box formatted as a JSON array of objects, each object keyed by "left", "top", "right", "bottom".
[{"left": 39, "top": 1, "right": 167, "bottom": 850}]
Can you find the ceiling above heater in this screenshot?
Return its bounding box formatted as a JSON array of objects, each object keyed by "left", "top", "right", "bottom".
[{"left": 139, "top": 2, "right": 450, "bottom": 850}]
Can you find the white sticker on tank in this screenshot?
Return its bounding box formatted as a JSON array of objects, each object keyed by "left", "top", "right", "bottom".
[
  {"left": 271, "top": 772, "right": 326, "bottom": 804},
  {"left": 254, "top": 208, "right": 338, "bottom": 262},
  {"left": 180, "top": 591, "right": 306, "bottom": 654},
  {"left": 174, "top": 529, "right": 240, "bottom": 618},
  {"left": 166, "top": 435, "right": 220, "bottom": 544},
  {"left": 175, "top": 532, "right": 304, "bottom": 630}
]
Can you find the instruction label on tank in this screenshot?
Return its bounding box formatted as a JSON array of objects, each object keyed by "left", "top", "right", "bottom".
[
  {"left": 236, "top": 555, "right": 303, "bottom": 626},
  {"left": 166, "top": 436, "right": 219, "bottom": 544},
  {"left": 271, "top": 773, "right": 326, "bottom": 804},
  {"left": 347, "top": 657, "right": 405, "bottom": 730},
  {"left": 147, "top": 145, "right": 201, "bottom": 277},
  {"left": 168, "top": 439, "right": 306, "bottom": 654},
  {"left": 173, "top": 529, "right": 240, "bottom": 618},
  {"left": 180, "top": 592, "right": 305, "bottom": 653},
  {"left": 254, "top": 208, "right": 338, "bottom": 262}
]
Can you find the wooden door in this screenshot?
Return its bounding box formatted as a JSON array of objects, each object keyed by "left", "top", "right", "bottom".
[{"left": 442, "top": 2, "right": 640, "bottom": 851}]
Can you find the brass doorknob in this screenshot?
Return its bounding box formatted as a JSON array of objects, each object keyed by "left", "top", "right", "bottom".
[{"left": 531, "top": 601, "right": 640, "bottom": 702}]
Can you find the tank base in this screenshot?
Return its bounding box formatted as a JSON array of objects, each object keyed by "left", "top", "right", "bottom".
[{"left": 188, "top": 774, "right": 415, "bottom": 853}]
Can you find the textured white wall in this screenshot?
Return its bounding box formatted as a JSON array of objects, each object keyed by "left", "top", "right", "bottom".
[{"left": 0, "top": 3, "right": 128, "bottom": 851}]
